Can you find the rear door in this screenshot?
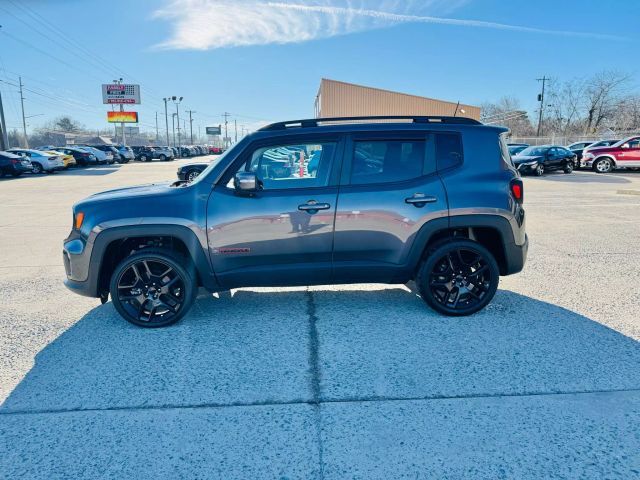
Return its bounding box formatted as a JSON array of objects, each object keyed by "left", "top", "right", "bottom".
[
  {"left": 332, "top": 131, "right": 449, "bottom": 283},
  {"left": 207, "top": 134, "right": 344, "bottom": 288}
]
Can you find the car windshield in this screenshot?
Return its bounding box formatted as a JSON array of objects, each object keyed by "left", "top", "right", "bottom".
[
  {"left": 187, "top": 144, "right": 238, "bottom": 186},
  {"left": 518, "top": 146, "right": 548, "bottom": 156}
]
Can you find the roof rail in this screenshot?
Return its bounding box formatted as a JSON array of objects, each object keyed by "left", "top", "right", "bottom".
[{"left": 259, "top": 115, "right": 482, "bottom": 131}]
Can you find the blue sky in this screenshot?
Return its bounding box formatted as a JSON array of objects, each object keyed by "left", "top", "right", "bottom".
[{"left": 0, "top": 0, "right": 638, "bottom": 135}]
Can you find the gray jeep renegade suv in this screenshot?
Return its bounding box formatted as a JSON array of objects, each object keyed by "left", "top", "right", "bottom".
[{"left": 63, "top": 116, "right": 528, "bottom": 327}]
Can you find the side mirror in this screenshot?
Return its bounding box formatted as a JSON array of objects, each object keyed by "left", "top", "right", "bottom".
[{"left": 234, "top": 171, "right": 258, "bottom": 193}]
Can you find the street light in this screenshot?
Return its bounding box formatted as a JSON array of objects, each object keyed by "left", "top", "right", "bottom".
[{"left": 172, "top": 96, "right": 183, "bottom": 157}]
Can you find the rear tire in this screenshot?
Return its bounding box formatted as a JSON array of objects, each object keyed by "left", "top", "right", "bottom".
[
  {"left": 109, "top": 249, "right": 198, "bottom": 328},
  {"left": 535, "top": 164, "right": 544, "bottom": 176},
  {"left": 160, "top": 154, "right": 167, "bottom": 161},
  {"left": 564, "top": 163, "right": 573, "bottom": 174},
  {"left": 186, "top": 170, "right": 200, "bottom": 182},
  {"left": 416, "top": 239, "right": 499, "bottom": 316}
]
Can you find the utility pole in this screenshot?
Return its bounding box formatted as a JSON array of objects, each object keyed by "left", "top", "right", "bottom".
[
  {"left": 186, "top": 110, "right": 195, "bottom": 144},
  {"left": 536, "top": 76, "right": 548, "bottom": 137},
  {"left": 234, "top": 119, "right": 238, "bottom": 143},
  {"left": 0, "top": 89, "right": 8, "bottom": 150},
  {"left": 222, "top": 112, "right": 231, "bottom": 148},
  {"left": 155, "top": 112, "right": 159, "bottom": 144},
  {"left": 19, "top": 77, "right": 28, "bottom": 148},
  {"left": 171, "top": 113, "right": 176, "bottom": 147},
  {"left": 163, "top": 98, "right": 170, "bottom": 146}
]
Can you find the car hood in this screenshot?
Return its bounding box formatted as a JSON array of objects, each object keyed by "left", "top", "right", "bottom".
[
  {"left": 584, "top": 146, "right": 616, "bottom": 154},
  {"left": 87, "top": 182, "right": 174, "bottom": 201},
  {"left": 512, "top": 155, "right": 542, "bottom": 164}
]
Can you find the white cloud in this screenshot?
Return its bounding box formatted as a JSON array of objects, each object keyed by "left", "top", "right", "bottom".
[{"left": 153, "top": 0, "right": 623, "bottom": 50}]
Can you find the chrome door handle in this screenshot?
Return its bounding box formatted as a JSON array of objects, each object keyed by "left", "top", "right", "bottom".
[
  {"left": 298, "top": 201, "right": 331, "bottom": 213},
  {"left": 405, "top": 194, "right": 437, "bottom": 206}
]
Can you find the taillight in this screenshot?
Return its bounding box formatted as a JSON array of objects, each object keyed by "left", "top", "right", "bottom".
[
  {"left": 11, "top": 159, "right": 19, "bottom": 164},
  {"left": 510, "top": 178, "right": 523, "bottom": 203}
]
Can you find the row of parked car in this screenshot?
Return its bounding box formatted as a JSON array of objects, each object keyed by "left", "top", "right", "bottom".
[
  {"left": 0, "top": 144, "right": 223, "bottom": 178},
  {"left": 507, "top": 135, "right": 640, "bottom": 176}
]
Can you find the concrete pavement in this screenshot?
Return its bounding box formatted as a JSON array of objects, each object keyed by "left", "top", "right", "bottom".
[{"left": 1, "top": 159, "right": 639, "bottom": 478}]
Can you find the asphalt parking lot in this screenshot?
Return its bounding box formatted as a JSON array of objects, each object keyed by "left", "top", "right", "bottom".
[{"left": 1, "top": 160, "right": 639, "bottom": 478}]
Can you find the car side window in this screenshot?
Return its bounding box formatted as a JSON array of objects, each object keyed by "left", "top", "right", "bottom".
[
  {"left": 436, "top": 133, "right": 464, "bottom": 171},
  {"left": 628, "top": 139, "right": 640, "bottom": 149},
  {"left": 350, "top": 139, "right": 430, "bottom": 185},
  {"left": 232, "top": 142, "right": 336, "bottom": 190}
]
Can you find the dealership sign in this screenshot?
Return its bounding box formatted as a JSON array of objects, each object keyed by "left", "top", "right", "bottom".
[
  {"left": 107, "top": 111, "right": 139, "bottom": 123},
  {"left": 102, "top": 84, "right": 141, "bottom": 104},
  {"left": 206, "top": 125, "right": 222, "bottom": 135}
]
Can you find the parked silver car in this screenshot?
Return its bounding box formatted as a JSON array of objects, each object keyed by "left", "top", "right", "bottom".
[
  {"left": 6, "top": 148, "right": 64, "bottom": 174},
  {"left": 75, "top": 145, "right": 114, "bottom": 164}
]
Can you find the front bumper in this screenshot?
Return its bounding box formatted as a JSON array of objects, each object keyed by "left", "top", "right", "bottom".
[
  {"left": 516, "top": 163, "right": 538, "bottom": 174},
  {"left": 63, "top": 233, "right": 99, "bottom": 298}
]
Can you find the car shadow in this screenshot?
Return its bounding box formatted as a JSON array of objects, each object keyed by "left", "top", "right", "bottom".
[
  {"left": 60, "top": 165, "right": 122, "bottom": 176},
  {"left": 2, "top": 288, "right": 639, "bottom": 413},
  {"left": 531, "top": 170, "right": 632, "bottom": 183}
]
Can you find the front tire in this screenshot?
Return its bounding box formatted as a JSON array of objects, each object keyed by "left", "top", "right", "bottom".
[
  {"left": 159, "top": 154, "right": 167, "bottom": 161},
  {"left": 31, "top": 162, "right": 43, "bottom": 174},
  {"left": 109, "top": 249, "right": 197, "bottom": 328},
  {"left": 535, "top": 163, "right": 544, "bottom": 176},
  {"left": 416, "top": 239, "right": 500, "bottom": 316},
  {"left": 593, "top": 157, "right": 613, "bottom": 173}
]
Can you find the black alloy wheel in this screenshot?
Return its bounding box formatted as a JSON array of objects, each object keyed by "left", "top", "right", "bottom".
[
  {"left": 564, "top": 162, "right": 573, "bottom": 174},
  {"left": 160, "top": 154, "right": 167, "bottom": 161},
  {"left": 31, "top": 162, "right": 43, "bottom": 174},
  {"left": 535, "top": 164, "right": 544, "bottom": 176},
  {"left": 110, "top": 249, "right": 197, "bottom": 327},
  {"left": 417, "top": 239, "right": 499, "bottom": 316}
]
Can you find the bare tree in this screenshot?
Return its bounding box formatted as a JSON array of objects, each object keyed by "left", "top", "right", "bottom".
[
  {"left": 583, "top": 71, "right": 631, "bottom": 134},
  {"left": 545, "top": 77, "right": 585, "bottom": 135},
  {"left": 481, "top": 96, "right": 535, "bottom": 136}
]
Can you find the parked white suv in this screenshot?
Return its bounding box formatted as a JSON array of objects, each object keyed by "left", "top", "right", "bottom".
[{"left": 6, "top": 148, "right": 64, "bottom": 174}]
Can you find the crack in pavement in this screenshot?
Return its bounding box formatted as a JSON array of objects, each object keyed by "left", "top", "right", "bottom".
[
  {"left": 306, "top": 288, "right": 324, "bottom": 480},
  {"left": 2, "top": 387, "right": 639, "bottom": 417}
]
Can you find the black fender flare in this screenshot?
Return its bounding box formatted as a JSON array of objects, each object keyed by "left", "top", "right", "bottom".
[
  {"left": 91, "top": 224, "right": 219, "bottom": 295},
  {"left": 403, "top": 213, "right": 524, "bottom": 277}
]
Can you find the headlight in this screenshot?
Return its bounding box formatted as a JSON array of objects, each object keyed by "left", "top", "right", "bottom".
[{"left": 583, "top": 153, "right": 594, "bottom": 160}]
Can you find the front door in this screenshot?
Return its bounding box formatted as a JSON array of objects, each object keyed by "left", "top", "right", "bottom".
[
  {"left": 332, "top": 131, "right": 450, "bottom": 283},
  {"left": 207, "top": 136, "right": 343, "bottom": 288},
  {"left": 618, "top": 137, "right": 640, "bottom": 167}
]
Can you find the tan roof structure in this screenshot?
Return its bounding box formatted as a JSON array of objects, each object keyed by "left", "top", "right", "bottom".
[{"left": 314, "top": 78, "right": 480, "bottom": 121}]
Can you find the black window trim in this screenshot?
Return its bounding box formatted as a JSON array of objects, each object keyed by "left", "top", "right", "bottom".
[
  {"left": 218, "top": 133, "right": 345, "bottom": 192},
  {"left": 341, "top": 130, "right": 463, "bottom": 187}
]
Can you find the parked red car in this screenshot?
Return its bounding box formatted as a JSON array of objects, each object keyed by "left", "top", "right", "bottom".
[
  {"left": 208, "top": 146, "right": 225, "bottom": 154},
  {"left": 582, "top": 136, "right": 640, "bottom": 173}
]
